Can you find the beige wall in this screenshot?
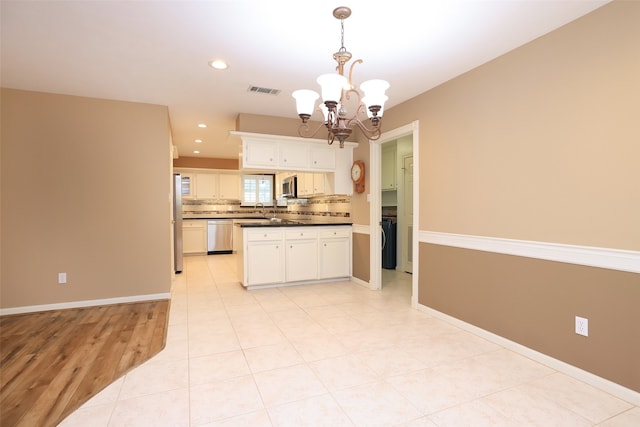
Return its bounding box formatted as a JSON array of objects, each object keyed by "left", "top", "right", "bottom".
[
  {"left": 419, "top": 244, "right": 640, "bottom": 392},
  {"left": 352, "top": 233, "right": 370, "bottom": 283},
  {"left": 386, "top": 0, "right": 639, "bottom": 250},
  {"left": 349, "top": 139, "right": 371, "bottom": 226},
  {"left": 1, "top": 89, "right": 172, "bottom": 309},
  {"left": 236, "top": 113, "right": 314, "bottom": 138},
  {"left": 381, "top": 0, "right": 640, "bottom": 393},
  {"left": 173, "top": 156, "right": 238, "bottom": 170}
]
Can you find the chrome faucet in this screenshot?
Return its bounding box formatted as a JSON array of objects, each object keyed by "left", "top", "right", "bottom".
[{"left": 255, "top": 202, "right": 266, "bottom": 217}]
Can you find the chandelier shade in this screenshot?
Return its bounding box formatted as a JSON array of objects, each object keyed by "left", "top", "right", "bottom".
[
  {"left": 293, "top": 6, "right": 389, "bottom": 147},
  {"left": 360, "top": 79, "right": 390, "bottom": 107},
  {"left": 292, "top": 89, "right": 319, "bottom": 117},
  {"left": 317, "top": 74, "right": 348, "bottom": 104}
]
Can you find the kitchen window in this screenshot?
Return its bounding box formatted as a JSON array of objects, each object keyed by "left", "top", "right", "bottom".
[{"left": 241, "top": 174, "right": 274, "bottom": 207}]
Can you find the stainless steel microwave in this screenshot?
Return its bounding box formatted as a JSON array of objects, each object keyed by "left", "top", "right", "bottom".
[{"left": 282, "top": 176, "right": 297, "bottom": 198}]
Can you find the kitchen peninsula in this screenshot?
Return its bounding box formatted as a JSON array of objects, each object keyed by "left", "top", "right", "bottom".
[{"left": 235, "top": 219, "right": 352, "bottom": 289}]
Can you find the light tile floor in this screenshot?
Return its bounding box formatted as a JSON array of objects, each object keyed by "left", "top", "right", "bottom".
[{"left": 60, "top": 254, "right": 640, "bottom": 427}]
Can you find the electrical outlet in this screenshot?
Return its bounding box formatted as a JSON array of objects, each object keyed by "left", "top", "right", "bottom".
[
  {"left": 58, "top": 272, "right": 67, "bottom": 284},
  {"left": 575, "top": 316, "right": 588, "bottom": 336}
]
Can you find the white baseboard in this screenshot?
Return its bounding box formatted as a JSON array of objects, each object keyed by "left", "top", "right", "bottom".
[
  {"left": 351, "top": 276, "right": 374, "bottom": 289},
  {"left": 0, "top": 293, "right": 171, "bottom": 316},
  {"left": 417, "top": 303, "right": 640, "bottom": 406}
]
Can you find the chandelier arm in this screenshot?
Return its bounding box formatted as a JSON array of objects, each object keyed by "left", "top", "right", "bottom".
[
  {"left": 347, "top": 59, "right": 363, "bottom": 87},
  {"left": 347, "top": 116, "right": 383, "bottom": 141},
  {"left": 342, "top": 87, "right": 362, "bottom": 106},
  {"left": 298, "top": 120, "right": 328, "bottom": 139}
]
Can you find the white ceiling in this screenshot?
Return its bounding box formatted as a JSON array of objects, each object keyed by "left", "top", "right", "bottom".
[{"left": 1, "top": 0, "right": 610, "bottom": 160}]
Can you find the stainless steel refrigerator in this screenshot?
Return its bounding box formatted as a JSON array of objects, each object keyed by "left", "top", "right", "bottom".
[{"left": 173, "top": 173, "right": 183, "bottom": 273}]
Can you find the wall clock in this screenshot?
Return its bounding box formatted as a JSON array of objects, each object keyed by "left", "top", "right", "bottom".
[{"left": 351, "top": 160, "right": 365, "bottom": 193}]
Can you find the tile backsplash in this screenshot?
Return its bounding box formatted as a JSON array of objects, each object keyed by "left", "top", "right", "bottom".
[{"left": 183, "top": 195, "right": 351, "bottom": 219}]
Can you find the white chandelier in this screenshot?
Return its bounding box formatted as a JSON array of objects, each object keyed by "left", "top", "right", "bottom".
[{"left": 292, "top": 6, "right": 389, "bottom": 148}]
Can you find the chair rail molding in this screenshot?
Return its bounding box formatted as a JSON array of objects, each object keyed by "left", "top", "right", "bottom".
[{"left": 421, "top": 231, "right": 640, "bottom": 274}]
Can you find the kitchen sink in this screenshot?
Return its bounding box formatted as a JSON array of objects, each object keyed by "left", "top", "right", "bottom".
[{"left": 268, "top": 217, "right": 302, "bottom": 224}]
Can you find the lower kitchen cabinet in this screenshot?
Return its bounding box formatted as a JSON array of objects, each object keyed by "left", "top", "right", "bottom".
[
  {"left": 285, "top": 230, "right": 318, "bottom": 282},
  {"left": 183, "top": 220, "right": 207, "bottom": 254},
  {"left": 239, "top": 225, "right": 351, "bottom": 288},
  {"left": 245, "top": 231, "right": 284, "bottom": 286},
  {"left": 319, "top": 228, "right": 352, "bottom": 279}
]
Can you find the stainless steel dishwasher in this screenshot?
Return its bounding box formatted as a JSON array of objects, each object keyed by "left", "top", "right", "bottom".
[{"left": 207, "top": 220, "right": 233, "bottom": 254}]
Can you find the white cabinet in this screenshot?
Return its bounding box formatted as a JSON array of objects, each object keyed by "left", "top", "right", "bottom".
[
  {"left": 297, "top": 173, "right": 314, "bottom": 197},
  {"left": 235, "top": 132, "right": 354, "bottom": 196},
  {"left": 177, "top": 171, "right": 241, "bottom": 201},
  {"left": 381, "top": 145, "right": 397, "bottom": 191},
  {"left": 280, "top": 144, "right": 308, "bottom": 169},
  {"left": 183, "top": 220, "right": 207, "bottom": 254},
  {"left": 243, "top": 139, "right": 278, "bottom": 168},
  {"left": 195, "top": 173, "right": 219, "bottom": 199},
  {"left": 313, "top": 173, "right": 329, "bottom": 195},
  {"left": 285, "top": 230, "right": 318, "bottom": 282},
  {"left": 180, "top": 173, "right": 196, "bottom": 199},
  {"left": 240, "top": 225, "right": 351, "bottom": 288},
  {"left": 236, "top": 132, "right": 354, "bottom": 179},
  {"left": 297, "top": 172, "right": 330, "bottom": 197},
  {"left": 309, "top": 147, "right": 336, "bottom": 170},
  {"left": 218, "top": 174, "right": 240, "bottom": 200},
  {"left": 319, "top": 228, "right": 352, "bottom": 279},
  {"left": 245, "top": 230, "right": 284, "bottom": 286}
]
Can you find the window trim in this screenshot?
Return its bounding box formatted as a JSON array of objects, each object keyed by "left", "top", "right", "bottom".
[{"left": 240, "top": 174, "right": 275, "bottom": 207}]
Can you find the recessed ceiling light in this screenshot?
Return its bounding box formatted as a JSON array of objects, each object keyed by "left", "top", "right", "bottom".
[
  {"left": 194, "top": 139, "right": 203, "bottom": 143},
  {"left": 197, "top": 123, "right": 207, "bottom": 128},
  {"left": 193, "top": 150, "right": 200, "bottom": 154},
  {"left": 208, "top": 59, "right": 228, "bottom": 70}
]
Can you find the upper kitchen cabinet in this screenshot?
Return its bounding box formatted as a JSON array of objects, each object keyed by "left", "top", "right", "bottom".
[
  {"left": 233, "top": 131, "right": 354, "bottom": 173},
  {"left": 180, "top": 173, "right": 196, "bottom": 199},
  {"left": 381, "top": 144, "right": 397, "bottom": 191},
  {"left": 243, "top": 139, "right": 279, "bottom": 168},
  {"left": 309, "top": 146, "right": 336, "bottom": 170},
  {"left": 195, "top": 173, "right": 218, "bottom": 199},
  {"left": 279, "top": 143, "right": 308, "bottom": 169},
  {"left": 232, "top": 131, "right": 355, "bottom": 196},
  {"left": 218, "top": 174, "right": 240, "bottom": 200},
  {"left": 175, "top": 170, "right": 241, "bottom": 201}
]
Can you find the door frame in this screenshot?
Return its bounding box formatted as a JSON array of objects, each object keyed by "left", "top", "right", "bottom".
[{"left": 369, "top": 120, "right": 419, "bottom": 308}]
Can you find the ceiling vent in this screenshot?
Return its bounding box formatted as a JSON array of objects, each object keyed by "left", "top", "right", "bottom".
[{"left": 247, "top": 85, "right": 281, "bottom": 96}]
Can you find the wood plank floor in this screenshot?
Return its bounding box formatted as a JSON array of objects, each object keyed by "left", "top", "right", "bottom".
[{"left": 0, "top": 300, "right": 169, "bottom": 427}]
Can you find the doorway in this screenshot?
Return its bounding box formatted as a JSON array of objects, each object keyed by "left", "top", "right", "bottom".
[
  {"left": 380, "top": 138, "right": 412, "bottom": 294},
  {"left": 369, "top": 121, "right": 419, "bottom": 308}
]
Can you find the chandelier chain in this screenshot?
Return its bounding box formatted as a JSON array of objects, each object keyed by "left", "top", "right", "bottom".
[{"left": 340, "top": 18, "right": 346, "bottom": 53}]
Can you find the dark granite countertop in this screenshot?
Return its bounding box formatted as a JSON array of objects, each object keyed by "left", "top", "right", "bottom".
[
  {"left": 182, "top": 216, "right": 351, "bottom": 227},
  {"left": 237, "top": 218, "right": 352, "bottom": 228}
]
